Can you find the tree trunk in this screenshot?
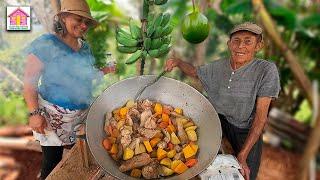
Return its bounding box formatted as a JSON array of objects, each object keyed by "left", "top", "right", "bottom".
[
  {"left": 31, "top": 0, "right": 57, "bottom": 33},
  {"left": 50, "top": 0, "right": 61, "bottom": 14},
  {"left": 0, "top": 125, "right": 32, "bottom": 137},
  {"left": 251, "top": 1, "right": 320, "bottom": 179},
  {"left": 0, "top": 64, "right": 23, "bottom": 87},
  {"left": 0, "top": 136, "right": 41, "bottom": 152}
]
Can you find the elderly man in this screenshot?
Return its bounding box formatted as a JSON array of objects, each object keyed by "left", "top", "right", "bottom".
[{"left": 165, "top": 22, "right": 280, "bottom": 180}]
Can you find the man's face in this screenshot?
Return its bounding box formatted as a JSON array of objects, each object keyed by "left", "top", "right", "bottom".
[{"left": 227, "top": 31, "right": 263, "bottom": 65}]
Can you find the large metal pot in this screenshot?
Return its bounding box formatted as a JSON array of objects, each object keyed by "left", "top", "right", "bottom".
[{"left": 86, "top": 75, "right": 222, "bottom": 180}]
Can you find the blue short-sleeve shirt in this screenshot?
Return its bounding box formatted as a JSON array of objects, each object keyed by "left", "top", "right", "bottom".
[{"left": 26, "top": 34, "right": 102, "bottom": 110}]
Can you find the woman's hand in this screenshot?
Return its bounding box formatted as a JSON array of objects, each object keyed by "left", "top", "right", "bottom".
[
  {"left": 237, "top": 153, "right": 250, "bottom": 180},
  {"left": 101, "top": 65, "right": 116, "bottom": 74},
  {"left": 29, "top": 115, "right": 47, "bottom": 134},
  {"left": 164, "top": 58, "right": 180, "bottom": 72}
]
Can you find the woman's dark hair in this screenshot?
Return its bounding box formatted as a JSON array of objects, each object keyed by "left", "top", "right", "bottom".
[{"left": 53, "top": 14, "right": 67, "bottom": 36}]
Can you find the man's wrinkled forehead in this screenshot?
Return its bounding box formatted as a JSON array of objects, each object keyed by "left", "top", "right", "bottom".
[{"left": 230, "top": 31, "right": 259, "bottom": 39}]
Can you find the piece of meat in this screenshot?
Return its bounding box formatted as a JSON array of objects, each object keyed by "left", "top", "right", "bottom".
[
  {"left": 120, "top": 135, "right": 131, "bottom": 148},
  {"left": 126, "top": 108, "right": 141, "bottom": 125},
  {"left": 126, "top": 114, "right": 133, "bottom": 126},
  {"left": 109, "top": 118, "right": 117, "bottom": 129},
  {"left": 128, "top": 137, "right": 140, "bottom": 150},
  {"left": 132, "top": 123, "right": 140, "bottom": 137},
  {"left": 119, "top": 153, "right": 153, "bottom": 172},
  {"left": 174, "top": 152, "right": 185, "bottom": 162},
  {"left": 163, "top": 136, "right": 170, "bottom": 144},
  {"left": 116, "top": 143, "right": 123, "bottom": 160},
  {"left": 140, "top": 110, "right": 152, "bottom": 127},
  {"left": 120, "top": 128, "right": 132, "bottom": 136},
  {"left": 142, "top": 161, "right": 159, "bottom": 179},
  {"left": 161, "top": 129, "right": 171, "bottom": 143},
  {"left": 140, "top": 99, "right": 153, "bottom": 111},
  {"left": 105, "top": 112, "right": 112, "bottom": 122},
  {"left": 157, "top": 141, "right": 167, "bottom": 149},
  {"left": 177, "top": 121, "right": 189, "bottom": 144},
  {"left": 138, "top": 127, "right": 160, "bottom": 139},
  {"left": 144, "top": 116, "right": 157, "bottom": 129},
  {"left": 174, "top": 145, "right": 182, "bottom": 153},
  {"left": 162, "top": 104, "right": 173, "bottom": 113}
]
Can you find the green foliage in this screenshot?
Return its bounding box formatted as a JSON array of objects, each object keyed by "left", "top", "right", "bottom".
[
  {"left": 0, "top": 93, "right": 28, "bottom": 126},
  {"left": 267, "top": 5, "right": 296, "bottom": 30},
  {"left": 224, "top": 0, "right": 252, "bottom": 15},
  {"left": 300, "top": 14, "right": 320, "bottom": 28},
  {"left": 294, "top": 99, "right": 312, "bottom": 124}
]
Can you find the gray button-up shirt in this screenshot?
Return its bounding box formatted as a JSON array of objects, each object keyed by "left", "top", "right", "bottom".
[{"left": 197, "top": 58, "right": 280, "bottom": 129}]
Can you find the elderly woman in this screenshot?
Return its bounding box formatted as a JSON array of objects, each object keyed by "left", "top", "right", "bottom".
[
  {"left": 23, "top": 0, "right": 114, "bottom": 179},
  {"left": 165, "top": 22, "right": 280, "bottom": 180}
]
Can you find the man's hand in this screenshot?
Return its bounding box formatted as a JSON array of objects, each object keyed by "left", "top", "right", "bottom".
[
  {"left": 237, "top": 153, "right": 250, "bottom": 180},
  {"left": 164, "top": 58, "right": 180, "bottom": 72},
  {"left": 29, "top": 115, "right": 47, "bottom": 134}
]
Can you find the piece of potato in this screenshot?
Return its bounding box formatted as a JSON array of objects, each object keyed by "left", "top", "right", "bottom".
[
  {"left": 157, "top": 148, "right": 167, "bottom": 160},
  {"left": 174, "top": 108, "right": 183, "bottom": 115},
  {"left": 185, "top": 125, "right": 197, "bottom": 132},
  {"left": 126, "top": 100, "right": 135, "bottom": 108},
  {"left": 171, "top": 160, "right": 183, "bottom": 170},
  {"left": 123, "top": 147, "right": 134, "bottom": 160},
  {"left": 186, "top": 130, "right": 197, "bottom": 141},
  {"left": 176, "top": 118, "right": 188, "bottom": 125},
  {"left": 170, "top": 132, "right": 181, "bottom": 145},
  {"left": 150, "top": 137, "right": 161, "bottom": 148},
  {"left": 182, "top": 145, "right": 196, "bottom": 159},
  {"left": 190, "top": 142, "right": 199, "bottom": 154},
  {"left": 160, "top": 158, "right": 172, "bottom": 168},
  {"left": 183, "top": 122, "right": 194, "bottom": 129},
  {"left": 154, "top": 103, "right": 163, "bottom": 114},
  {"left": 160, "top": 166, "right": 175, "bottom": 176},
  {"left": 174, "top": 162, "right": 188, "bottom": 174},
  {"left": 143, "top": 140, "right": 153, "bottom": 153},
  {"left": 167, "top": 149, "right": 176, "bottom": 158},
  {"left": 119, "top": 107, "right": 128, "bottom": 118},
  {"left": 167, "top": 124, "right": 176, "bottom": 134},
  {"left": 139, "top": 143, "right": 146, "bottom": 153}
]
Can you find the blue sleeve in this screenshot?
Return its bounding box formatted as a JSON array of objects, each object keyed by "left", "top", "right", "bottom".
[{"left": 25, "top": 34, "right": 54, "bottom": 63}]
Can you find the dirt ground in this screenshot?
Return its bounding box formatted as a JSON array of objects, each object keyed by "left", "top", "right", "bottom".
[{"left": 0, "top": 144, "right": 319, "bottom": 180}]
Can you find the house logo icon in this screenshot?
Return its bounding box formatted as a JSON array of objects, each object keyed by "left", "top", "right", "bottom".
[{"left": 6, "top": 6, "right": 31, "bottom": 31}]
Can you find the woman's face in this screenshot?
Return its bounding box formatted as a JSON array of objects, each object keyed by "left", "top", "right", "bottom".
[
  {"left": 62, "top": 13, "right": 92, "bottom": 38},
  {"left": 227, "top": 31, "right": 263, "bottom": 65}
]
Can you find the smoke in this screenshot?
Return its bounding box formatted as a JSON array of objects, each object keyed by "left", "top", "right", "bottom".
[{"left": 24, "top": 34, "right": 102, "bottom": 108}]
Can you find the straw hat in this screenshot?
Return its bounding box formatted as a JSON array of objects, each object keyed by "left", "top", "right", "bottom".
[{"left": 57, "top": 0, "right": 98, "bottom": 27}]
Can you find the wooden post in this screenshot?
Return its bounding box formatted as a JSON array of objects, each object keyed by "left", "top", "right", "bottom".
[
  {"left": 251, "top": 1, "right": 320, "bottom": 179},
  {"left": 252, "top": 0, "right": 313, "bottom": 104},
  {"left": 50, "top": 0, "right": 61, "bottom": 14}
]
